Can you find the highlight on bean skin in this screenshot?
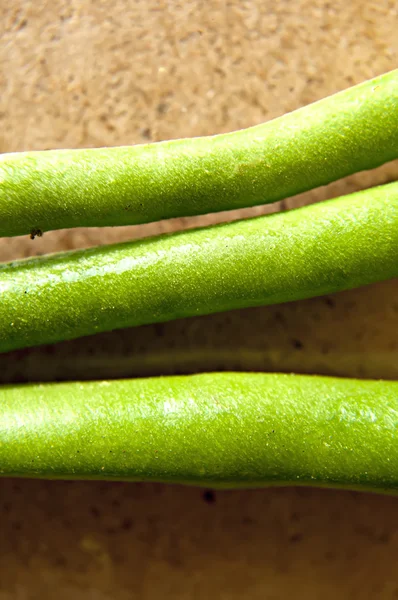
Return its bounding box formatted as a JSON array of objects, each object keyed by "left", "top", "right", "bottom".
[
  {"left": 0, "top": 372, "right": 397, "bottom": 494},
  {"left": 0, "top": 70, "right": 397, "bottom": 237}
]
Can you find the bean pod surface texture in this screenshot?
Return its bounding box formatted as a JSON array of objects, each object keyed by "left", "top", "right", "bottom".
[
  {"left": 1, "top": 182, "right": 398, "bottom": 353},
  {"left": 0, "top": 70, "right": 397, "bottom": 237},
  {"left": 0, "top": 373, "right": 397, "bottom": 494}
]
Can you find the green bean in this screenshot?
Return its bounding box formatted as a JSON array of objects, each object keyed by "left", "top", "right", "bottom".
[
  {"left": 1, "top": 181, "right": 398, "bottom": 353},
  {"left": 1, "top": 70, "right": 397, "bottom": 237},
  {"left": 3, "top": 280, "right": 398, "bottom": 385},
  {"left": 0, "top": 372, "right": 397, "bottom": 494}
]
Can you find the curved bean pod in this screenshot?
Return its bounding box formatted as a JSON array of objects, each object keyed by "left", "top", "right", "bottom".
[
  {"left": 0, "top": 373, "right": 397, "bottom": 494},
  {"left": 1, "top": 181, "right": 398, "bottom": 353},
  {"left": 0, "top": 70, "right": 397, "bottom": 237}
]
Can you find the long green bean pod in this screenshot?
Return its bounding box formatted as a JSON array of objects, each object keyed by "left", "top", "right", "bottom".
[
  {"left": 1, "top": 181, "right": 398, "bottom": 353},
  {"left": 0, "top": 373, "right": 397, "bottom": 494},
  {"left": 1, "top": 70, "right": 397, "bottom": 237}
]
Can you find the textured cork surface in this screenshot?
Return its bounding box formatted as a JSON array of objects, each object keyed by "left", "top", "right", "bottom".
[{"left": 1, "top": 1, "right": 398, "bottom": 598}]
